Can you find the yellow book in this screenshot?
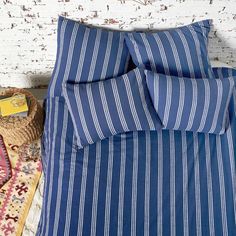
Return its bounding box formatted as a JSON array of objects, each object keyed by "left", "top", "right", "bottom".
[{"left": 0, "top": 94, "right": 28, "bottom": 117}]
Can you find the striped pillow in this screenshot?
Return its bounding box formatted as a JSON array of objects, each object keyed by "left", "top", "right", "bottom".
[
  {"left": 213, "top": 67, "right": 236, "bottom": 118},
  {"left": 125, "top": 20, "right": 214, "bottom": 78},
  {"left": 145, "top": 70, "right": 234, "bottom": 134},
  {"left": 62, "top": 68, "right": 162, "bottom": 148},
  {"left": 49, "top": 16, "right": 130, "bottom": 97}
]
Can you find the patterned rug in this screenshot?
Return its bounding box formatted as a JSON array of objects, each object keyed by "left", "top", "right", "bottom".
[
  {"left": 0, "top": 139, "right": 42, "bottom": 236},
  {"left": 0, "top": 136, "right": 12, "bottom": 188}
]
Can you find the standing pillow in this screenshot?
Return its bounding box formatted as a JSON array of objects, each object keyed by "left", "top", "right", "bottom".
[
  {"left": 62, "top": 68, "right": 162, "bottom": 148},
  {"left": 145, "top": 70, "right": 234, "bottom": 134},
  {"left": 49, "top": 16, "right": 130, "bottom": 97},
  {"left": 125, "top": 20, "right": 214, "bottom": 78}
]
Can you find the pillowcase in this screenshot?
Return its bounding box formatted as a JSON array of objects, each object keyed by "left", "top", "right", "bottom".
[
  {"left": 213, "top": 67, "right": 236, "bottom": 118},
  {"left": 62, "top": 68, "right": 162, "bottom": 148},
  {"left": 145, "top": 70, "right": 234, "bottom": 134},
  {"left": 49, "top": 16, "right": 130, "bottom": 97},
  {"left": 125, "top": 20, "right": 214, "bottom": 79}
]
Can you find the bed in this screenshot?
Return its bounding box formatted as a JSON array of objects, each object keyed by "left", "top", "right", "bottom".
[{"left": 36, "top": 16, "right": 236, "bottom": 236}]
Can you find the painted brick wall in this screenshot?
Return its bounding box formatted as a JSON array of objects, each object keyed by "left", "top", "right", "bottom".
[{"left": 0, "top": 0, "right": 236, "bottom": 88}]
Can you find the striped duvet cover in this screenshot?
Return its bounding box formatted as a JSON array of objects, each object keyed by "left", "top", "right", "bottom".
[{"left": 37, "top": 67, "right": 236, "bottom": 236}]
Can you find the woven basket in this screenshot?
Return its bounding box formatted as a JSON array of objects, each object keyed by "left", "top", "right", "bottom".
[{"left": 0, "top": 88, "right": 44, "bottom": 146}]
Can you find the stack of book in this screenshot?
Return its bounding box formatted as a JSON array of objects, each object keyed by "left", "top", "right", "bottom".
[{"left": 0, "top": 93, "right": 29, "bottom": 117}]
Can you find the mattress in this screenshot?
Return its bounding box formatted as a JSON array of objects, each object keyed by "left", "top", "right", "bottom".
[{"left": 35, "top": 66, "right": 236, "bottom": 236}]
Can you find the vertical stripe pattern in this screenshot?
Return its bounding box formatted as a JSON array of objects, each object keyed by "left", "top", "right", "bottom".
[
  {"left": 125, "top": 20, "right": 213, "bottom": 79},
  {"left": 49, "top": 16, "right": 130, "bottom": 97},
  {"left": 38, "top": 23, "right": 236, "bottom": 236}
]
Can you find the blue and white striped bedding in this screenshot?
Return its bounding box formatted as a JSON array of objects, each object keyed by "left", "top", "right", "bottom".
[
  {"left": 125, "top": 20, "right": 214, "bottom": 79},
  {"left": 37, "top": 16, "right": 236, "bottom": 236},
  {"left": 145, "top": 70, "right": 234, "bottom": 134},
  {"left": 37, "top": 66, "right": 236, "bottom": 236},
  {"left": 62, "top": 68, "right": 162, "bottom": 148},
  {"left": 49, "top": 16, "right": 130, "bottom": 98}
]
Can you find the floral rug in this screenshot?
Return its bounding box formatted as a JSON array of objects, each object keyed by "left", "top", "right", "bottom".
[{"left": 0, "top": 139, "right": 42, "bottom": 236}]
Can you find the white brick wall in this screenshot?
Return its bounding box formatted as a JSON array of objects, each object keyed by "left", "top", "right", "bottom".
[{"left": 0, "top": 0, "right": 236, "bottom": 88}]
